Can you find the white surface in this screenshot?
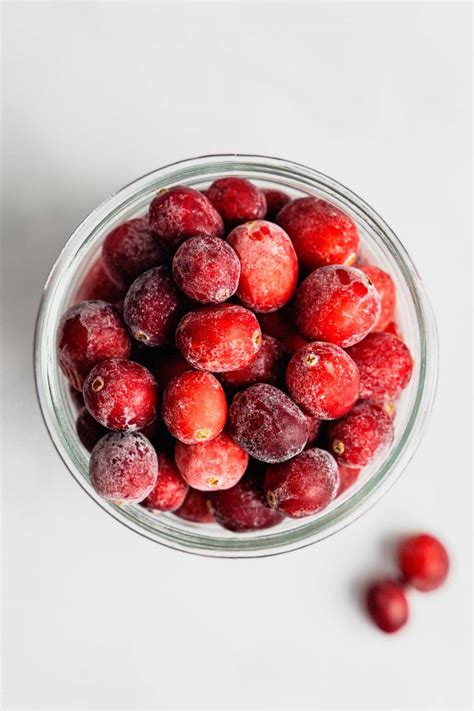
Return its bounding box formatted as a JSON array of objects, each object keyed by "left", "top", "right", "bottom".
[{"left": 1, "top": 2, "right": 472, "bottom": 709}]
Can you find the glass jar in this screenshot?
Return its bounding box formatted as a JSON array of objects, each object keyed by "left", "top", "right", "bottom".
[{"left": 34, "top": 154, "right": 438, "bottom": 557}]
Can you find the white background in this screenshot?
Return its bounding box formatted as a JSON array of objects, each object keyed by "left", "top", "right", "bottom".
[{"left": 1, "top": 2, "right": 472, "bottom": 709}]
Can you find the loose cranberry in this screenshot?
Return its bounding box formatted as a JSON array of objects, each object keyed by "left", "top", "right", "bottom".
[
  {"left": 227, "top": 220, "right": 298, "bottom": 312},
  {"left": 263, "top": 188, "right": 291, "bottom": 220},
  {"left": 175, "top": 431, "right": 248, "bottom": 491},
  {"left": 346, "top": 332, "right": 413, "bottom": 403},
  {"left": 172, "top": 235, "right": 240, "bottom": 304},
  {"left": 285, "top": 342, "right": 360, "bottom": 419},
  {"left": 264, "top": 448, "right": 339, "bottom": 518},
  {"left": 257, "top": 309, "right": 293, "bottom": 340},
  {"left": 229, "top": 383, "right": 308, "bottom": 463},
  {"left": 276, "top": 197, "right": 360, "bottom": 272},
  {"left": 76, "top": 406, "right": 108, "bottom": 452},
  {"left": 176, "top": 304, "right": 262, "bottom": 372},
  {"left": 152, "top": 350, "right": 191, "bottom": 388},
  {"left": 337, "top": 464, "right": 361, "bottom": 495},
  {"left": 305, "top": 414, "right": 322, "bottom": 446},
  {"left": 149, "top": 186, "right": 224, "bottom": 251},
  {"left": 83, "top": 358, "right": 158, "bottom": 431},
  {"left": 124, "top": 266, "right": 181, "bottom": 346},
  {"left": 212, "top": 470, "right": 283, "bottom": 532},
  {"left": 89, "top": 431, "right": 158, "bottom": 503},
  {"left": 366, "top": 580, "right": 409, "bottom": 633},
  {"left": 398, "top": 534, "right": 449, "bottom": 592},
  {"left": 296, "top": 266, "right": 381, "bottom": 347},
  {"left": 206, "top": 177, "right": 266, "bottom": 227},
  {"left": 141, "top": 452, "right": 189, "bottom": 512},
  {"left": 174, "top": 488, "right": 215, "bottom": 523},
  {"left": 327, "top": 400, "right": 394, "bottom": 467},
  {"left": 219, "top": 334, "right": 287, "bottom": 392},
  {"left": 57, "top": 300, "right": 131, "bottom": 390},
  {"left": 74, "top": 260, "right": 125, "bottom": 304},
  {"left": 358, "top": 265, "right": 396, "bottom": 332}
]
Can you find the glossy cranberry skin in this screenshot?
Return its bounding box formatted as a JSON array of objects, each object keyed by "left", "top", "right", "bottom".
[
  {"left": 124, "top": 266, "right": 181, "bottom": 346},
  {"left": 212, "top": 470, "right": 283, "bottom": 532},
  {"left": 174, "top": 489, "right": 215, "bottom": 523},
  {"left": 398, "top": 534, "right": 449, "bottom": 591},
  {"left": 206, "top": 177, "right": 266, "bottom": 227},
  {"left": 57, "top": 300, "right": 131, "bottom": 391},
  {"left": 148, "top": 186, "right": 224, "bottom": 251},
  {"left": 141, "top": 452, "right": 189, "bottom": 512},
  {"left": 263, "top": 188, "right": 291, "bottom": 220},
  {"left": 327, "top": 400, "right": 394, "bottom": 467},
  {"left": 227, "top": 220, "right": 298, "bottom": 312},
  {"left": 359, "top": 264, "right": 396, "bottom": 332},
  {"left": 74, "top": 260, "right": 125, "bottom": 304},
  {"left": 175, "top": 431, "right": 248, "bottom": 491},
  {"left": 366, "top": 580, "right": 409, "bottom": 633},
  {"left": 83, "top": 358, "right": 159, "bottom": 431},
  {"left": 337, "top": 464, "right": 361, "bottom": 495},
  {"left": 219, "top": 335, "right": 287, "bottom": 392},
  {"left": 76, "top": 407, "right": 108, "bottom": 452},
  {"left": 176, "top": 304, "right": 262, "bottom": 372},
  {"left": 296, "top": 266, "right": 381, "bottom": 347},
  {"left": 229, "top": 383, "right": 308, "bottom": 463},
  {"left": 264, "top": 448, "right": 339, "bottom": 518},
  {"left": 285, "top": 342, "right": 360, "bottom": 419}
]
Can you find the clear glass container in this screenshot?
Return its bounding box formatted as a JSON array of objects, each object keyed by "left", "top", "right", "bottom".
[{"left": 34, "top": 154, "right": 438, "bottom": 557}]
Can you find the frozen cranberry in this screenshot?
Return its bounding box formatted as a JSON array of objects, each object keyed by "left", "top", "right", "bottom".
[
  {"left": 124, "top": 266, "right": 181, "bottom": 346},
  {"left": 264, "top": 448, "right": 339, "bottom": 518},
  {"left": 149, "top": 186, "right": 224, "bottom": 252},
  {"left": 57, "top": 300, "right": 131, "bottom": 390},
  {"left": 174, "top": 488, "right": 215, "bottom": 523},
  {"left": 327, "top": 400, "right": 394, "bottom": 467},
  {"left": 175, "top": 431, "right": 248, "bottom": 491},
  {"left": 219, "top": 335, "right": 287, "bottom": 392},
  {"left": 398, "top": 534, "right": 449, "bottom": 592},
  {"left": 212, "top": 470, "right": 283, "bottom": 532},
  {"left": 281, "top": 331, "right": 308, "bottom": 354},
  {"left": 172, "top": 235, "right": 240, "bottom": 304},
  {"left": 76, "top": 407, "right": 108, "bottom": 452},
  {"left": 141, "top": 452, "right": 189, "bottom": 512},
  {"left": 176, "top": 304, "right": 262, "bottom": 372},
  {"left": 285, "top": 342, "right": 360, "bottom": 419},
  {"left": 83, "top": 358, "right": 158, "bottom": 431},
  {"left": 227, "top": 220, "right": 298, "bottom": 312},
  {"left": 206, "top": 177, "right": 266, "bottom": 227},
  {"left": 277, "top": 197, "right": 360, "bottom": 272},
  {"left": 384, "top": 321, "right": 402, "bottom": 338},
  {"left": 305, "top": 414, "right": 322, "bottom": 446},
  {"left": 358, "top": 264, "right": 396, "bottom": 331},
  {"left": 346, "top": 332, "right": 413, "bottom": 403},
  {"left": 337, "top": 464, "right": 361, "bottom": 495},
  {"left": 74, "top": 260, "right": 125, "bottom": 304},
  {"left": 263, "top": 188, "right": 291, "bottom": 220},
  {"left": 229, "top": 383, "right": 308, "bottom": 463},
  {"left": 257, "top": 309, "right": 293, "bottom": 340},
  {"left": 89, "top": 431, "right": 158, "bottom": 502},
  {"left": 366, "top": 580, "right": 409, "bottom": 633},
  {"left": 296, "top": 266, "right": 381, "bottom": 347}
]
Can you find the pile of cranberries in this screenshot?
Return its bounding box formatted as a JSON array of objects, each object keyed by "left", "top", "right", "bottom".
[{"left": 58, "top": 177, "right": 415, "bottom": 532}]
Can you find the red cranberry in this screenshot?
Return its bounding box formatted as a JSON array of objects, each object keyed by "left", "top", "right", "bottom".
[
  {"left": 229, "top": 383, "right": 308, "bottom": 463},
  {"left": 281, "top": 331, "right": 308, "bottom": 354},
  {"left": 305, "top": 414, "right": 322, "bottom": 446},
  {"left": 285, "top": 342, "right": 360, "bottom": 419},
  {"left": 89, "top": 431, "right": 158, "bottom": 502},
  {"left": 359, "top": 264, "right": 396, "bottom": 332},
  {"left": 148, "top": 186, "right": 224, "bottom": 251},
  {"left": 74, "top": 260, "right": 125, "bottom": 304},
  {"left": 76, "top": 407, "right": 108, "bottom": 452},
  {"left": 57, "top": 300, "right": 131, "bottom": 390},
  {"left": 83, "top": 358, "right": 158, "bottom": 431},
  {"left": 263, "top": 188, "right": 291, "bottom": 220},
  {"left": 152, "top": 350, "right": 191, "bottom": 388},
  {"left": 227, "top": 220, "right": 298, "bottom": 312},
  {"left": 366, "top": 580, "right": 409, "bottom": 633},
  {"left": 398, "top": 534, "right": 449, "bottom": 592},
  {"left": 337, "top": 464, "right": 361, "bottom": 495},
  {"left": 174, "top": 488, "right": 215, "bottom": 523},
  {"left": 124, "top": 266, "right": 181, "bottom": 346},
  {"left": 383, "top": 321, "right": 402, "bottom": 338},
  {"left": 264, "top": 448, "right": 339, "bottom": 518},
  {"left": 141, "top": 452, "right": 189, "bottom": 512},
  {"left": 276, "top": 197, "right": 360, "bottom": 272},
  {"left": 327, "top": 400, "right": 394, "bottom": 467},
  {"left": 219, "top": 334, "right": 287, "bottom": 392},
  {"left": 296, "top": 266, "right": 381, "bottom": 347},
  {"left": 172, "top": 235, "right": 240, "bottom": 304},
  {"left": 212, "top": 470, "right": 283, "bottom": 532},
  {"left": 176, "top": 304, "right": 262, "bottom": 372},
  {"left": 175, "top": 431, "right": 248, "bottom": 491},
  {"left": 206, "top": 177, "right": 266, "bottom": 227}
]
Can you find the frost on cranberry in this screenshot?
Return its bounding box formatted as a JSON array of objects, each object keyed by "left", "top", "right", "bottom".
[
  {"left": 337, "top": 463, "right": 361, "bottom": 495},
  {"left": 366, "top": 579, "right": 409, "bottom": 633},
  {"left": 57, "top": 300, "right": 131, "bottom": 390},
  {"left": 76, "top": 406, "right": 108, "bottom": 452},
  {"left": 83, "top": 358, "right": 158, "bottom": 431},
  {"left": 174, "top": 488, "right": 215, "bottom": 523},
  {"left": 219, "top": 334, "right": 287, "bottom": 392},
  {"left": 141, "top": 452, "right": 189, "bottom": 512},
  {"left": 263, "top": 188, "right": 291, "bottom": 220},
  {"left": 296, "top": 266, "right": 381, "bottom": 347},
  {"left": 264, "top": 448, "right": 339, "bottom": 518},
  {"left": 212, "top": 469, "right": 283, "bottom": 532},
  {"left": 359, "top": 264, "right": 396, "bottom": 332},
  {"left": 227, "top": 220, "right": 298, "bottom": 312},
  {"left": 124, "top": 266, "right": 182, "bottom": 346},
  {"left": 398, "top": 534, "right": 449, "bottom": 592},
  {"left": 229, "top": 383, "right": 308, "bottom": 463},
  {"left": 172, "top": 235, "right": 240, "bottom": 304},
  {"left": 285, "top": 342, "right": 360, "bottom": 419},
  {"left": 176, "top": 304, "right": 262, "bottom": 372},
  {"left": 175, "top": 431, "right": 248, "bottom": 491},
  {"left": 206, "top": 177, "right": 266, "bottom": 227},
  {"left": 327, "top": 400, "right": 394, "bottom": 467},
  {"left": 89, "top": 431, "right": 158, "bottom": 503},
  {"left": 74, "top": 260, "right": 125, "bottom": 304}
]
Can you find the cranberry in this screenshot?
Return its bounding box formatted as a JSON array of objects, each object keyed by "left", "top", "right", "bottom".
[
  {"left": 276, "top": 197, "right": 360, "bottom": 272},
  {"left": 89, "top": 431, "right": 158, "bottom": 503},
  {"left": 281, "top": 331, "right": 308, "bottom": 354},
  {"left": 174, "top": 488, "right": 215, "bottom": 523},
  {"left": 212, "top": 470, "right": 283, "bottom": 532},
  {"left": 263, "top": 188, "right": 291, "bottom": 220},
  {"left": 285, "top": 342, "right": 360, "bottom": 419},
  {"left": 229, "top": 383, "right": 308, "bottom": 463},
  {"left": 57, "top": 300, "right": 131, "bottom": 390},
  {"left": 76, "top": 407, "right": 108, "bottom": 452},
  {"left": 219, "top": 334, "right": 287, "bottom": 392},
  {"left": 264, "top": 448, "right": 339, "bottom": 518},
  {"left": 227, "top": 220, "right": 298, "bottom": 312},
  {"left": 83, "top": 358, "right": 158, "bottom": 431},
  {"left": 337, "top": 464, "right": 361, "bottom": 495},
  {"left": 296, "top": 266, "right": 381, "bottom": 347},
  {"left": 206, "top": 177, "right": 266, "bottom": 227},
  {"left": 359, "top": 264, "right": 396, "bottom": 332},
  {"left": 305, "top": 414, "right": 322, "bottom": 446},
  {"left": 366, "top": 580, "right": 409, "bottom": 633},
  {"left": 124, "top": 266, "right": 181, "bottom": 346},
  {"left": 172, "top": 235, "right": 240, "bottom": 304},
  {"left": 74, "top": 260, "right": 125, "bottom": 304},
  {"left": 175, "top": 431, "right": 248, "bottom": 491},
  {"left": 398, "top": 534, "right": 449, "bottom": 591},
  {"left": 384, "top": 321, "right": 402, "bottom": 338},
  {"left": 141, "top": 452, "right": 189, "bottom": 512},
  {"left": 327, "top": 400, "right": 394, "bottom": 467},
  {"left": 176, "top": 304, "right": 262, "bottom": 372},
  {"left": 148, "top": 186, "right": 224, "bottom": 252},
  {"left": 152, "top": 350, "right": 191, "bottom": 388}
]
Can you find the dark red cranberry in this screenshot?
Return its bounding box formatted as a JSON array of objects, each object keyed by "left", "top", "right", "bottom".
[
  {"left": 69, "top": 385, "right": 85, "bottom": 410},
  {"left": 76, "top": 406, "right": 108, "bottom": 452},
  {"left": 366, "top": 580, "right": 409, "bottom": 633},
  {"left": 327, "top": 400, "right": 394, "bottom": 467},
  {"left": 124, "top": 266, "right": 181, "bottom": 346},
  {"left": 305, "top": 414, "right": 322, "bottom": 447},
  {"left": 398, "top": 534, "right": 449, "bottom": 592},
  {"left": 152, "top": 350, "right": 191, "bottom": 388},
  {"left": 263, "top": 188, "right": 291, "bottom": 220},
  {"left": 74, "top": 260, "right": 125, "bottom": 304},
  {"left": 219, "top": 334, "right": 287, "bottom": 392},
  {"left": 337, "top": 464, "right": 361, "bottom": 495},
  {"left": 281, "top": 331, "right": 308, "bottom": 354},
  {"left": 174, "top": 488, "right": 215, "bottom": 523},
  {"left": 141, "top": 452, "right": 189, "bottom": 512},
  {"left": 359, "top": 264, "right": 396, "bottom": 332},
  {"left": 212, "top": 470, "right": 283, "bottom": 532},
  {"left": 206, "top": 177, "right": 266, "bottom": 227},
  {"left": 257, "top": 309, "right": 293, "bottom": 340},
  {"left": 175, "top": 431, "right": 248, "bottom": 491}
]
